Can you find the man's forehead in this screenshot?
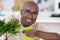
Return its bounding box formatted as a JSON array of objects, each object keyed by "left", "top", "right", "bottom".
[
  {"left": 23, "top": 1, "right": 39, "bottom": 12},
  {"left": 23, "top": 4, "right": 38, "bottom": 12},
  {"left": 26, "top": 6, "right": 38, "bottom": 12}
]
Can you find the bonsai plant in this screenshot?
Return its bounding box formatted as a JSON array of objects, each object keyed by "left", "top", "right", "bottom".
[{"left": 0, "top": 20, "right": 21, "bottom": 40}]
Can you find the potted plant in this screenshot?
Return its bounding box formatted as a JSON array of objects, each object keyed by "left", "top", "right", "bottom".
[{"left": 0, "top": 20, "right": 21, "bottom": 40}]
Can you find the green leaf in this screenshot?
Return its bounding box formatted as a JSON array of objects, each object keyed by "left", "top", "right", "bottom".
[{"left": 0, "top": 20, "right": 21, "bottom": 35}]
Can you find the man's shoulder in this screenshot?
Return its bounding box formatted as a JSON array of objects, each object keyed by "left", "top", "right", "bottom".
[
  {"left": 30, "top": 22, "right": 40, "bottom": 30},
  {"left": 31, "top": 22, "right": 39, "bottom": 26}
]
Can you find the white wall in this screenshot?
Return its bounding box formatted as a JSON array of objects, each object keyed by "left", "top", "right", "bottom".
[{"left": 2, "top": 0, "right": 14, "bottom": 11}]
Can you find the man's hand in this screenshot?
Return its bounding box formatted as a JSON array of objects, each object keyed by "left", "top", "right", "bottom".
[
  {"left": 22, "top": 29, "right": 36, "bottom": 37},
  {"left": 35, "top": 30, "right": 60, "bottom": 40},
  {"left": 23, "top": 30, "right": 60, "bottom": 40}
]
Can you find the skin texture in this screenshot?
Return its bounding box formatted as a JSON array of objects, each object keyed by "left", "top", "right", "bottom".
[{"left": 20, "top": 1, "right": 60, "bottom": 40}]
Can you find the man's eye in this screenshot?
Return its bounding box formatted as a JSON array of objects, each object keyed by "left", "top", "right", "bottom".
[
  {"left": 25, "top": 10, "right": 30, "bottom": 13},
  {"left": 33, "top": 12, "right": 38, "bottom": 15}
]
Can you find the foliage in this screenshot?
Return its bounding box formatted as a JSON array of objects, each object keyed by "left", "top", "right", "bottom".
[
  {"left": 0, "top": 20, "right": 21, "bottom": 35},
  {"left": 0, "top": 20, "right": 7, "bottom": 34}
]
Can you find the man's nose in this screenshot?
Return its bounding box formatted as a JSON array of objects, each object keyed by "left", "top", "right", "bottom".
[{"left": 28, "top": 14, "right": 33, "bottom": 19}]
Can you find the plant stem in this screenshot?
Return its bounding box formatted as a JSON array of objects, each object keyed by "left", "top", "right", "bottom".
[{"left": 5, "top": 32, "right": 8, "bottom": 40}]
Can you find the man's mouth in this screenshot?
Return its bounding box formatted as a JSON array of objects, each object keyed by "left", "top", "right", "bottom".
[{"left": 27, "top": 18, "right": 32, "bottom": 22}]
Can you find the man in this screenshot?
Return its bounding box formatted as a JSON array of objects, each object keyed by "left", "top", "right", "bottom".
[
  {"left": 5, "top": 1, "right": 60, "bottom": 40},
  {"left": 21, "top": 1, "right": 60, "bottom": 40}
]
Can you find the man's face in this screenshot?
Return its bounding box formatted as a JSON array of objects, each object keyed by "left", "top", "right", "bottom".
[{"left": 21, "top": 4, "right": 38, "bottom": 26}]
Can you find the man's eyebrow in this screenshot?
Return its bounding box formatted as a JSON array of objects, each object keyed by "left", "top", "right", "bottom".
[
  {"left": 26, "top": 10, "right": 31, "bottom": 12},
  {"left": 23, "top": 9, "right": 38, "bottom": 13},
  {"left": 32, "top": 11, "right": 38, "bottom": 13}
]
